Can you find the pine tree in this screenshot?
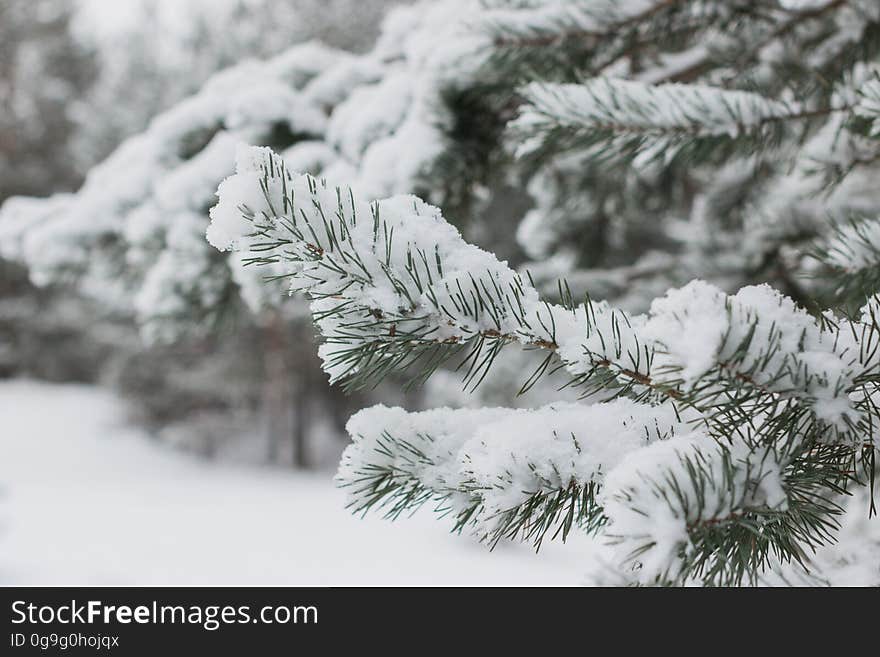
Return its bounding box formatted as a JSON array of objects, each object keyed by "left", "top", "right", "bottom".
[
  {"left": 5, "top": 0, "right": 880, "bottom": 583},
  {"left": 201, "top": 0, "right": 880, "bottom": 585}
]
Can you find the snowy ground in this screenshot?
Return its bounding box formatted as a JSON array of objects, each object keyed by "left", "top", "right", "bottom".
[{"left": 0, "top": 380, "right": 594, "bottom": 585}]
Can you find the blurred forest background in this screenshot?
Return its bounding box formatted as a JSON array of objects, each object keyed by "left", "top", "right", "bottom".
[{"left": 0, "top": 0, "right": 414, "bottom": 469}]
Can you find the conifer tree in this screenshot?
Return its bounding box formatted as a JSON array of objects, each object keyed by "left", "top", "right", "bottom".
[
  {"left": 5, "top": 0, "right": 880, "bottom": 583},
  {"left": 203, "top": 0, "right": 880, "bottom": 585}
]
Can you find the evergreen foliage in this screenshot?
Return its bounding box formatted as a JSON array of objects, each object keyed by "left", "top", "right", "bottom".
[
  {"left": 5, "top": 0, "right": 880, "bottom": 584},
  {"left": 204, "top": 0, "right": 880, "bottom": 585},
  {"left": 209, "top": 142, "right": 877, "bottom": 585}
]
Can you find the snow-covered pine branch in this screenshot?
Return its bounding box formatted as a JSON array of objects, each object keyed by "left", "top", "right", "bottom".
[
  {"left": 207, "top": 145, "right": 608, "bottom": 392},
  {"left": 210, "top": 146, "right": 880, "bottom": 436},
  {"left": 338, "top": 398, "right": 689, "bottom": 546},
  {"left": 510, "top": 78, "right": 841, "bottom": 166},
  {"left": 207, "top": 144, "right": 879, "bottom": 584},
  {"left": 478, "top": 0, "right": 680, "bottom": 46},
  {"left": 473, "top": 0, "right": 736, "bottom": 83},
  {"left": 340, "top": 386, "right": 860, "bottom": 585},
  {"left": 640, "top": 280, "right": 880, "bottom": 441},
  {"left": 6, "top": 0, "right": 876, "bottom": 585},
  {"left": 601, "top": 432, "right": 791, "bottom": 585},
  {"left": 210, "top": 147, "right": 732, "bottom": 404}
]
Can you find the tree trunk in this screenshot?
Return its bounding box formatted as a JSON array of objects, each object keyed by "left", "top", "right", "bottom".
[
  {"left": 290, "top": 322, "right": 312, "bottom": 469},
  {"left": 262, "top": 311, "right": 315, "bottom": 469},
  {"left": 261, "top": 309, "right": 292, "bottom": 465}
]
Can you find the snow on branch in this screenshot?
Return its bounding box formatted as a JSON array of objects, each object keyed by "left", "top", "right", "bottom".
[
  {"left": 209, "top": 146, "right": 880, "bottom": 438},
  {"left": 640, "top": 280, "right": 880, "bottom": 438},
  {"left": 208, "top": 145, "right": 652, "bottom": 392},
  {"left": 510, "top": 78, "right": 831, "bottom": 166},
  {"left": 338, "top": 397, "right": 692, "bottom": 546},
  {"left": 339, "top": 380, "right": 853, "bottom": 585},
  {"left": 600, "top": 432, "right": 790, "bottom": 584},
  {"left": 477, "top": 0, "right": 680, "bottom": 48},
  {"left": 207, "top": 144, "right": 880, "bottom": 584},
  {"left": 466, "top": 0, "right": 739, "bottom": 89}
]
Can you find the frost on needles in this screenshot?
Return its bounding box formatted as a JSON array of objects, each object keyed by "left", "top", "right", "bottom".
[
  {"left": 511, "top": 78, "right": 824, "bottom": 166},
  {"left": 208, "top": 145, "right": 879, "bottom": 586}
]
